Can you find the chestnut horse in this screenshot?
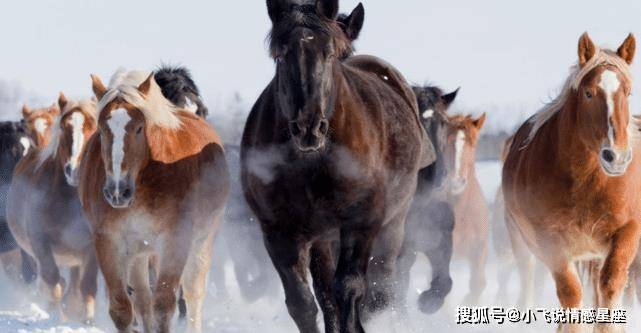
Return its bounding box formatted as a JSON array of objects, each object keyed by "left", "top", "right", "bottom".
[
  {"left": 7, "top": 94, "right": 98, "bottom": 323},
  {"left": 242, "top": 1, "right": 434, "bottom": 332},
  {"left": 443, "top": 113, "right": 489, "bottom": 305},
  {"left": 503, "top": 33, "right": 639, "bottom": 333},
  {"left": 22, "top": 103, "right": 60, "bottom": 148},
  {"left": 395, "top": 85, "right": 458, "bottom": 314},
  {"left": 79, "top": 69, "right": 229, "bottom": 333}
]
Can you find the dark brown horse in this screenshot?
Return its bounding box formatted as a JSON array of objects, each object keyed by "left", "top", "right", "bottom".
[{"left": 241, "top": 1, "right": 434, "bottom": 332}]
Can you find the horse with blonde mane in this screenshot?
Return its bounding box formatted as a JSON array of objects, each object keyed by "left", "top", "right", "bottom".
[
  {"left": 7, "top": 93, "right": 99, "bottom": 323},
  {"left": 21, "top": 103, "right": 60, "bottom": 148},
  {"left": 503, "top": 33, "right": 639, "bottom": 333},
  {"left": 78, "top": 69, "right": 229, "bottom": 333}
]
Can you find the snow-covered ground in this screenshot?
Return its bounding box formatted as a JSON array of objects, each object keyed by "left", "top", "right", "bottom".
[{"left": 1, "top": 160, "right": 639, "bottom": 332}]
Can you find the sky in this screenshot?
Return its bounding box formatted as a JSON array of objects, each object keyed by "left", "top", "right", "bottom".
[{"left": 1, "top": 0, "right": 640, "bottom": 129}]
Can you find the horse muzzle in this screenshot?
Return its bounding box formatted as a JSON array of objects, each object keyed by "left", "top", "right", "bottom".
[
  {"left": 599, "top": 147, "right": 632, "bottom": 176},
  {"left": 289, "top": 118, "right": 329, "bottom": 153},
  {"left": 103, "top": 176, "right": 135, "bottom": 209},
  {"left": 64, "top": 163, "right": 79, "bottom": 187}
]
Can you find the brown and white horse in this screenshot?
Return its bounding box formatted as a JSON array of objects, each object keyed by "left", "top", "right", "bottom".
[
  {"left": 7, "top": 93, "right": 98, "bottom": 323},
  {"left": 22, "top": 103, "right": 60, "bottom": 148},
  {"left": 503, "top": 33, "right": 639, "bottom": 333},
  {"left": 78, "top": 69, "right": 229, "bottom": 333},
  {"left": 444, "top": 113, "right": 490, "bottom": 305}
]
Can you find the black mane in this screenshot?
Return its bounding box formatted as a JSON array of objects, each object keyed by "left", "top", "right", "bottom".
[{"left": 154, "top": 65, "right": 209, "bottom": 118}]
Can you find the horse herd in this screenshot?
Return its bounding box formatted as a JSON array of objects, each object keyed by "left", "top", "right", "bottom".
[{"left": 0, "top": 1, "right": 639, "bottom": 333}]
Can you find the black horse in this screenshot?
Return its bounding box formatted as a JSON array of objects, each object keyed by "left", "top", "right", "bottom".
[
  {"left": 0, "top": 121, "right": 37, "bottom": 283},
  {"left": 154, "top": 65, "right": 209, "bottom": 118},
  {"left": 394, "top": 85, "right": 459, "bottom": 314},
  {"left": 241, "top": 1, "right": 435, "bottom": 332}
]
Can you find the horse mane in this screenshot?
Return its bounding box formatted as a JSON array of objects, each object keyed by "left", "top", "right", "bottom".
[
  {"left": 97, "top": 68, "right": 182, "bottom": 130},
  {"left": 37, "top": 98, "right": 97, "bottom": 168},
  {"left": 527, "top": 49, "right": 633, "bottom": 142},
  {"left": 154, "top": 65, "right": 209, "bottom": 118},
  {"left": 267, "top": 5, "right": 353, "bottom": 59}
]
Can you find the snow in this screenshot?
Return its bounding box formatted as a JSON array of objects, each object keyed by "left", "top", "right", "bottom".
[{"left": 1, "top": 161, "right": 640, "bottom": 332}]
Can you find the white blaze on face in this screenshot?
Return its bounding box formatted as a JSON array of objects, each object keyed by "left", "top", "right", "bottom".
[
  {"left": 598, "top": 70, "right": 621, "bottom": 146},
  {"left": 34, "top": 117, "right": 47, "bottom": 135},
  {"left": 184, "top": 97, "right": 198, "bottom": 114},
  {"left": 107, "top": 109, "right": 131, "bottom": 181},
  {"left": 19, "top": 137, "right": 30, "bottom": 156},
  {"left": 454, "top": 130, "right": 466, "bottom": 178},
  {"left": 68, "top": 112, "right": 86, "bottom": 169},
  {"left": 422, "top": 109, "right": 434, "bottom": 119}
]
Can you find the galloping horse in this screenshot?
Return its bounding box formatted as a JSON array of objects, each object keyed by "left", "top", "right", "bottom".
[
  {"left": 396, "top": 85, "right": 458, "bottom": 314},
  {"left": 444, "top": 113, "right": 489, "bottom": 305},
  {"left": 242, "top": 1, "right": 434, "bottom": 332},
  {"left": 22, "top": 103, "right": 60, "bottom": 148},
  {"left": 0, "top": 121, "right": 33, "bottom": 282},
  {"left": 503, "top": 33, "right": 639, "bottom": 333},
  {"left": 7, "top": 94, "right": 98, "bottom": 323},
  {"left": 79, "top": 69, "right": 229, "bottom": 333}
]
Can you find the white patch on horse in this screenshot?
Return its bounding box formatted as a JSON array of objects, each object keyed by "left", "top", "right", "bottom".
[
  {"left": 68, "top": 112, "right": 86, "bottom": 169},
  {"left": 19, "top": 137, "right": 30, "bottom": 156},
  {"left": 454, "top": 130, "right": 466, "bottom": 177},
  {"left": 422, "top": 109, "right": 434, "bottom": 119},
  {"left": 107, "top": 109, "right": 131, "bottom": 184},
  {"left": 598, "top": 70, "right": 621, "bottom": 147},
  {"left": 34, "top": 118, "right": 47, "bottom": 135},
  {"left": 184, "top": 97, "right": 198, "bottom": 114}
]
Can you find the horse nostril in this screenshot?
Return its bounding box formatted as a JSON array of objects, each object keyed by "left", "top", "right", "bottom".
[
  {"left": 122, "top": 188, "right": 132, "bottom": 200},
  {"left": 103, "top": 188, "right": 112, "bottom": 200},
  {"left": 318, "top": 119, "right": 329, "bottom": 135},
  {"left": 602, "top": 149, "right": 615, "bottom": 163},
  {"left": 64, "top": 164, "right": 72, "bottom": 176},
  {"left": 289, "top": 121, "right": 302, "bottom": 136}
]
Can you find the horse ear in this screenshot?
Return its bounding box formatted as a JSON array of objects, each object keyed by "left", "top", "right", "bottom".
[
  {"left": 340, "top": 3, "right": 364, "bottom": 41},
  {"left": 317, "top": 0, "right": 339, "bottom": 20},
  {"left": 266, "top": 0, "right": 286, "bottom": 23},
  {"left": 617, "top": 33, "right": 636, "bottom": 65},
  {"left": 58, "top": 92, "right": 68, "bottom": 111},
  {"left": 91, "top": 74, "right": 107, "bottom": 101},
  {"left": 138, "top": 73, "right": 155, "bottom": 96},
  {"left": 578, "top": 32, "right": 597, "bottom": 67},
  {"left": 22, "top": 105, "right": 31, "bottom": 117},
  {"left": 473, "top": 113, "right": 487, "bottom": 129},
  {"left": 441, "top": 88, "right": 460, "bottom": 108}
]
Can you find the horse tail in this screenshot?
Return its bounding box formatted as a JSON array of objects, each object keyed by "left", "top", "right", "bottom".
[{"left": 154, "top": 65, "right": 209, "bottom": 119}]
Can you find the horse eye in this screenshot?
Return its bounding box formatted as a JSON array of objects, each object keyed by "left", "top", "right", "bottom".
[
  {"left": 585, "top": 91, "right": 592, "bottom": 99},
  {"left": 136, "top": 126, "right": 143, "bottom": 135}
]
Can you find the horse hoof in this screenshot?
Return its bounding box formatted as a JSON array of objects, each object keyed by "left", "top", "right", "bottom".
[{"left": 418, "top": 290, "right": 445, "bottom": 314}]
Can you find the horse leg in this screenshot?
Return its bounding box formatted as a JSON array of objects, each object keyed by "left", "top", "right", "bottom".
[
  {"left": 78, "top": 253, "right": 98, "bottom": 325},
  {"left": 181, "top": 229, "right": 216, "bottom": 333},
  {"left": 265, "top": 231, "right": 320, "bottom": 333},
  {"left": 495, "top": 254, "right": 513, "bottom": 305},
  {"left": 551, "top": 262, "right": 583, "bottom": 333},
  {"left": 395, "top": 226, "right": 417, "bottom": 316},
  {"left": 30, "top": 236, "right": 66, "bottom": 321},
  {"left": 153, "top": 240, "right": 190, "bottom": 333},
  {"left": 365, "top": 215, "right": 405, "bottom": 317},
  {"left": 129, "top": 256, "right": 152, "bottom": 333},
  {"left": 506, "top": 214, "right": 535, "bottom": 308},
  {"left": 419, "top": 200, "right": 454, "bottom": 314},
  {"left": 334, "top": 225, "right": 379, "bottom": 333},
  {"left": 21, "top": 250, "right": 37, "bottom": 284},
  {"left": 95, "top": 234, "right": 134, "bottom": 333},
  {"left": 463, "top": 238, "right": 487, "bottom": 306},
  {"left": 309, "top": 240, "right": 339, "bottom": 333},
  {"left": 63, "top": 266, "right": 83, "bottom": 321},
  {"left": 596, "top": 221, "right": 640, "bottom": 333}
]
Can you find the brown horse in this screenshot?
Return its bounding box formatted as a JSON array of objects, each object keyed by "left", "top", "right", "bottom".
[
  {"left": 503, "top": 33, "right": 638, "bottom": 333},
  {"left": 443, "top": 113, "right": 489, "bottom": 305},
  {"left": 242, "top": 1, "right": 434, "bottom": 332},
  {"left": 78, "top": 69, "right": 229, "bottom": 333},
  {"left": 7, "top": 93, "right": 98, "bottom": 323},
  {"left": 22, "top": 103, "right": 60, "bottom": 148}
]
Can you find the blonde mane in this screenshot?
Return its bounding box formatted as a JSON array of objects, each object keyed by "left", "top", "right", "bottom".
[
  {"left": 97, "top": 68, "right": 182, "bottom": 129},
  {"left": 37, "top": 98, "right": 98, "bottom": 168},
  {"left": 527, "top": 48, "right": 633, "bottom": 142}
]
